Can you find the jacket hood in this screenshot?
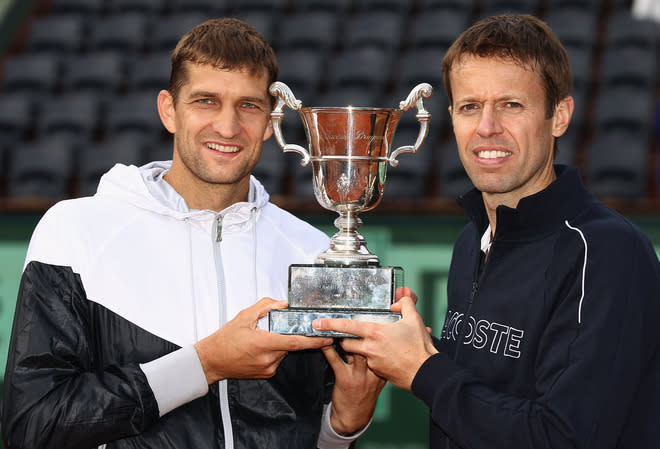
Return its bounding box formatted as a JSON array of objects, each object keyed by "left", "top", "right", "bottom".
[{"left": 95, "top": 161, "right": 271, "bottom": 222}]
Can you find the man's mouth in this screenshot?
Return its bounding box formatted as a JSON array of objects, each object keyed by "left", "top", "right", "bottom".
[
  {"left": 477, "top": 150, "right": 512, "bottom": 159},
  {"left": 206, "top": 142, "right": 240, "bottom": 153}
]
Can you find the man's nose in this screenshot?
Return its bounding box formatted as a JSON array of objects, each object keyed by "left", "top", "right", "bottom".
[
  {"left": 213, "top": 106, "right": 242, "bottom": 138},
  {"left": 476, "top": 105, "right": 503, "bottom": 137}
]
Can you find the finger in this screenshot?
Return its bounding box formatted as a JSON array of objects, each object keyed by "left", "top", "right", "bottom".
[
  {"left": 337, "top": 337, "right": 367, "bottom": 357},
  {"left": 270, "top": 333, "right": 333, "bottom": 351},
  {"left": 395, "top": 286, "right": 412, "bottom": 301},
  {"left": 312, "top": 318, "right": 371, "bottom": 338},
  {"left": 390, "top": 296, "right": 413, "bottom": 313},
  {"left": 321, "top": 344, "right": 347, "bottom": 368}
]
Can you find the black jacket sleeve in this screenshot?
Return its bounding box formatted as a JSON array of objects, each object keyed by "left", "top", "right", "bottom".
[{"left": 1, "top": 262, "right": 160, "bottom": 449}]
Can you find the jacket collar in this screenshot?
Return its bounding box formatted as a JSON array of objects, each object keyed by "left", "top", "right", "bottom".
[
  {"left": 97, "top": 161, "right": 270, "bottom": 222},
  {"left": 457, "top": 165, "right": 595, "bottom": 242}
]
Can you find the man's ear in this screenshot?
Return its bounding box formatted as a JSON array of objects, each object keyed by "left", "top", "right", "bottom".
[
  {"left": 157, "top": 90, "right": 176, "bottom": 134},
  {"left": 551, "top": 96, "right": 574, "bottom": 138}
]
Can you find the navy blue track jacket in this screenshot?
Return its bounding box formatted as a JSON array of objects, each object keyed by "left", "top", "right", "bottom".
[{"left": 412, "top": 165, "right": 660, "bottom": 449}]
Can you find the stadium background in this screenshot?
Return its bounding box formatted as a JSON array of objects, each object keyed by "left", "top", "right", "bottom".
[{"left": 0, "top": 0, "right": 658, "bottom": 447}]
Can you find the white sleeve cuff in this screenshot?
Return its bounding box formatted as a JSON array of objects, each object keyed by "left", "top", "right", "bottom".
[
  {"left": 316, "top": 402, "right": 372, "bottom": 449},
  {"left": 139, "top": 345, "right": 209, "bottom": 417}
]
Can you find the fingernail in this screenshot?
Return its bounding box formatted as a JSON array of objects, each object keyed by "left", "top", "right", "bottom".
[{"left": 312, "top": 319, "right": 322, "bottom": 329}]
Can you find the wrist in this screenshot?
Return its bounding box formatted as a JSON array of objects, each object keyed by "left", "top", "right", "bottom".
[{"left": 329, "top": 402, "right": 371, "bottom": 436}]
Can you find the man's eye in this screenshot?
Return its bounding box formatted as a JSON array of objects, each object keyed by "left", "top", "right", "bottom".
[
  {"left": 505, "top": 102, "right": 522, "bottom": 108},
  {"left": 461, "top": 104, "right": 478, "bottom": 111},
  {"left": 197, "top": 98, "right": 214, "bottom": 105},
  {"left": 242, "top": 102, "right": 258, "bottom": 109}
]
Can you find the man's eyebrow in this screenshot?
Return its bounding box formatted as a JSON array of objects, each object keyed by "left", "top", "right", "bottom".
[
  {"left": 240, "top": 95, "right": 270, "bottom": 105},
  {"left": 187, "top": 90, "right": 217, "bottom": 98},
  {"left": 186, "top": 91, "right": 269, "bottom": 105}
]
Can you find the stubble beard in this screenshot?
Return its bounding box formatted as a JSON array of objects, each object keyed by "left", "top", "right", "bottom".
[{"left": 176, "top": 135, "right": 260, "bottom": 187}]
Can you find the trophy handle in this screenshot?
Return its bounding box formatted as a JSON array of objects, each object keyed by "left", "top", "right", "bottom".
[
  {"left": 269, "top": 81, "right": 311, "bottom": 166},
  {"left": 389, "top": 82, "right": 433, "bottom": 167}
]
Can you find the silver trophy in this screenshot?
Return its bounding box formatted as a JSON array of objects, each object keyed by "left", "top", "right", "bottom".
[{"left": 268, "top": 81, "right": 433, "bottom": 337}]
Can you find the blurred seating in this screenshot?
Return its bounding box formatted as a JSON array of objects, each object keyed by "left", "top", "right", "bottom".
[
  {"left": 0, "top": 0, "right": 658, "bottom": 208},
  {"left": 438, "top": 139, "right": 473, "bottom": 199},
  {"left": 605, "top": 9, "right": 659, "bottom": 51},
  {"left": 398, "top": 48, "right": 446, "bottom": 91},
  {"left": 104, "top": 92, "right": 163, "bottom": 143},
  {"left": 278, "top": 10, "right": 339, "bottom": 55},
  {"left": 545, "top": 0, "right": 604, "bottom": 12},
  {"left": 50, "top": 0, "right": 108, "bottom": 17},
  {"left": 545, "top": 8, "right": 598, "bottom": 51},
  {"left": 38, "top": 93, "right": 101, "bottom": 143},
  {"left": 417, "top": 0, "right": 477, "bottom": 14},
  {"left": 599, "top": 46, "right": 657, "bottom": 91},
  {"left": 386, "top": 126, "right": 436, "bottom": 199},
  {"left": 343, "top": 11, "right": 405, "bottom": 53},
  {"left": 593, "top": 86, "right": 655, "bottom": 135},
  {"left": 253, "top": 137, "right": 289, "bottom": 196},
  {"left": 127, "top": 51, "right": 172, "bottom": 95},
  {"left": 408, "top": 10, "right": 470, "bottom": 51},
  {"left": 481, "top": 0, "right": 540, "bottom": 16},
  {"left": 354, "top": 0, "right": 414, "bottom": 13},
  {"left": 88, "top": 13, "right": 149, "bottom": 58},
  {"left": 289, "top": 0, "right": 351, "bottom": 13},
  {"left": 556, "top": 125, "right": 580, "bottom": 167},
  {"left": 229, "top": 0, "right": 290, "bottom": 15},
  {"left": 107, "top": 0, "right": 167, "bottom": 16},
  {"left": 7, "top": 138, "right": 76, "bottom": 200},
  {"left": 78, "top": 136, "right": 147, "bottom": 196},
  {"left": 63, "top": 52, "right": 125, "bottom": 103},
  {"left": 586, "top": 128, "right": 650, "bottom": 199},
  {"left": 26, "top": 14, "right": 85, "bottom": 55},
  {"left": 276, "top": 48, "right": 325, "bottom": 104},
  {"left": 150, "top": 13, "right": 208, "bottom": 52},
  {"left": 327, "top": 47, "right": 392, "bottom": 96},
  {"left": 168, "top": 0, "right": 229, "bottom": 16},
  {"left": 1, "top": 53, "right": 61, "bottom": 98},
  {"left": 0, "top": 93, "right": 34, "bottom": 145}
]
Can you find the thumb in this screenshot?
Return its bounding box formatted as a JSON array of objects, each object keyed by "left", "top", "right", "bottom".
[
  {"left": 398, "top": 296, "right": 419, "bottom": 317},
  {"left": 250, "top": 297, "right": 288, "bottom": 320}
]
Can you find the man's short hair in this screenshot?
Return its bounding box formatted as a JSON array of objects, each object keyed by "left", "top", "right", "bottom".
[
  {"left": 168, "top": 17, "right": 278, "bottom": 104},
  {"left": 442, "top": 14, "right": 572, "bottom": 119}
]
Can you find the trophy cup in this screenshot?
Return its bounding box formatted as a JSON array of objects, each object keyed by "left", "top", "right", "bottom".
[{"left": 268, "top": 81, "right": 433, "bottom": 337}]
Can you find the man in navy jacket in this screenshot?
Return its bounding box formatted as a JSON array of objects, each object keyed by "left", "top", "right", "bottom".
[{"left": 314, "top": 14, "right": 660, "bottom": 449}]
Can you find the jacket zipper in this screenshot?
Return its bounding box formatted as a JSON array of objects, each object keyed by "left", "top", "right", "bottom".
[
  {"left": 216, "top": 214, "right": 223, "bottom": 242},
  {"left": 214, "top": 214, "right": 234, "bottom": 449},
  {"left": 454, "top": 281, "right": 478, "bottom": 359},
  {"left": 453, "top": 243, "right": 489, "bottom": 361}
]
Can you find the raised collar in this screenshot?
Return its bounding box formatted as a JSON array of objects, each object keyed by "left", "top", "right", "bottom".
[{"left": 457, "top": 165, "right": 595, "bottom": 243}]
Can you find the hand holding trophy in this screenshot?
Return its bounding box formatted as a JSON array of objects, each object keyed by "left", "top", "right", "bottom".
[{"left": 268, "top": 82, "right": 433, "bottom": 337}]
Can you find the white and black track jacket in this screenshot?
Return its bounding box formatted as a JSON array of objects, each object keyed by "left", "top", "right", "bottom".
[{"left": 1, "top": 162, "right": 355, "bottom": 449}]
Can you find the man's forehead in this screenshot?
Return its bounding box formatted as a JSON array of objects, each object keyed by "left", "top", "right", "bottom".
[{"left": 182, "top": 62, "right": 269, "bottom": 94}]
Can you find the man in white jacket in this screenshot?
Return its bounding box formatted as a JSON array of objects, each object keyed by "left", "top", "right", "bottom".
[{"left": 1, "top": 18, "right": 384, "bottom": 449}]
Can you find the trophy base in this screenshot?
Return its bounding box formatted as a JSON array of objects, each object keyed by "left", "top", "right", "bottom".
[
  {"left": 269, "top": 308, "right": 401, "bottom": 337},
  {"left": 269, "top": 264, "right": 403, "bottom": 338}
]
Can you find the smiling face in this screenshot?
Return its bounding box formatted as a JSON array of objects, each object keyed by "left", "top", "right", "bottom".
[
  {"left": 158, "top": 62, "right": 273, "bottom": 210},
  {"left": 448, "top": 55, "right": 573, "bottom": 209}
]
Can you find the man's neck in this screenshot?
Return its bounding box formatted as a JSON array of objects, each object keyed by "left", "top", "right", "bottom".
[{"left": 163, "top": 171, "right": 250, "bottom": 212}]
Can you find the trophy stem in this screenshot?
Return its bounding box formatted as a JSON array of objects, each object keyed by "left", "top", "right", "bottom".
[{"left": 316, "top": 210, "right": 380, "bottom": 266}]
